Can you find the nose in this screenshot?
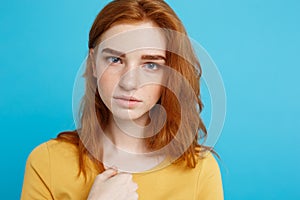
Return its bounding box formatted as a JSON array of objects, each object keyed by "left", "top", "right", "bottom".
[{"left": 118, "top": 65, "right": 140, "bottom": 91}]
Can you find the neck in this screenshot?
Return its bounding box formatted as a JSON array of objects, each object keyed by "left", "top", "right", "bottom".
[{"left": 104, "top": 114, "right": 149, "bottom": 153}]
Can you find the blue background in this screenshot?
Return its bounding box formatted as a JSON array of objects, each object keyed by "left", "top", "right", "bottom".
[{"left": 1, "top": 0, "right": 299, "bottom": 199}]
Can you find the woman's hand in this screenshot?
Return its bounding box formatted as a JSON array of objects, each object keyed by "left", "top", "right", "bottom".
[{"left": 87, "top": 168, "right": 139, "bottom": 200}]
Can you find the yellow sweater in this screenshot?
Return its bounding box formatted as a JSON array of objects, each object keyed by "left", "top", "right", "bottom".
[{"left": 21, "top": 140, "right": 223, "bottom": 200}]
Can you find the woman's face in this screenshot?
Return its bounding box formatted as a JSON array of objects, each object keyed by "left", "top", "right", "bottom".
[{"left": 92, "top": 21, "right": 166, "bottom": 124}]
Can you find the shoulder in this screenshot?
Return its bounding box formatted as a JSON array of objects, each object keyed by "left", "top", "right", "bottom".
[
  {"left": 137, "top": 151, "right": 221, "bottom": 184},
  {"left": 133, "top": 152, "right": 223, "bottom": 199},
  {"left": 195, "top": 151, "right": 224, "bottom": 199},
  {"left": 27, "top": 139, "right": 78, "bottom": 163},
  {"left": 26, "top": 139, "right": 80, "bottom": 175},
  {"left": 197, "top": 151, "right": 221, "bottom": 175},
  {"left": 23, "top": 140, "right": 96, "bottom": 199}
]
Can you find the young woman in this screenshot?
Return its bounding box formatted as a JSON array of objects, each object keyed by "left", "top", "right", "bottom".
[{"left": 21, "top": 0, "right": 223, "bottom": 199}]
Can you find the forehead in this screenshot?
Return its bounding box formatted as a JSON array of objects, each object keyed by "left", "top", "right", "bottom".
[{"left": 98, "top": 22, "right": 167, "bottom": 53}]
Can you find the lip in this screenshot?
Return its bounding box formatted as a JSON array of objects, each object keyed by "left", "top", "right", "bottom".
[
  {"left": 114, "top": 95, "right": 142, "bottom": 101},
  {"left": 113, "top": 95, "right": 142, "bottom": 107}
]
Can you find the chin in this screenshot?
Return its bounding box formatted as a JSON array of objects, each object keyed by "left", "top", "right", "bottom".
[{"left": 112, "top": 110, "right": 149, "bottom": 122}]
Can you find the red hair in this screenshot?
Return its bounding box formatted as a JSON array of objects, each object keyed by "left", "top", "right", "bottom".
[{"left": 56, "top": 0, "right": 214, "bottom": 178}]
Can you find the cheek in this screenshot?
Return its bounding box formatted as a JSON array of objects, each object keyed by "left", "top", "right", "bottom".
[
  {"left": 145, "top": 85, "right": 162, "bottom": 102},
  {"left": 97, "top": 72, "right": 119, "bottom": 99}
]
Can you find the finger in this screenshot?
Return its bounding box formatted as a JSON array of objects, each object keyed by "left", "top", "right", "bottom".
[
  {"left": 104, "top": 164, "right": 118, "bottom": 171},
  {"left": 132, "top": 183, "right": 138, "bottom": 191},
  {"left": 133, "top": 192, "right": 139, "bottom": 200},
  {"left": 114, "top": 172, "right": 133, "bottom": 183},
  {"left": 126, "top": 192, "right": 139, "bottom": 200},
  {"left": 110, "top": 165, "right": 118, "bottom": 171},
  {"left": 97, "top": 168, "right": 118, "bottom": 181}
]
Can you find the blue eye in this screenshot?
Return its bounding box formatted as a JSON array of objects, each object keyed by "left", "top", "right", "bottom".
[
  {"left": 144, "top": 63, "right": 159, "bottom": 70},
  {"left": 107, "top": 56, "right": 122, "bottom": 64}
]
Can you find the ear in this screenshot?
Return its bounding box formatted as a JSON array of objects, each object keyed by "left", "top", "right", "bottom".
[{"left": 89, "top": 49, "right": 97, "bottom": 78}]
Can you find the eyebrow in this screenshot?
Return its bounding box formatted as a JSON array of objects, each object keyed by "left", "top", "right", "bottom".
[
  {"left": 101, "top": 48, "right": 166, "bottom": 62},
  {"left": 141, "top": 55, "right": 166, "bottom": 62},
  {"left": 101, "top": 48, "right": 125, "bottom": 57}
]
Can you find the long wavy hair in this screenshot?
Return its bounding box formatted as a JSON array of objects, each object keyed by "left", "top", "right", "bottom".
[{"left": 56, "top": 0, "right": 214, "bottom": 178}]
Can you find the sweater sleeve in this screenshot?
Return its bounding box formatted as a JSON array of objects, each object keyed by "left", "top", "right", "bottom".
[
  {"left": 195, "top": 153, "right": 224, "bottom": 200},
  {"left": 21, "top": 143, "right": 54, "bottom": 200}
]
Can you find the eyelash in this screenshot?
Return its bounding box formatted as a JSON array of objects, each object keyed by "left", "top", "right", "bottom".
[
  {"left": 105, "top": 56, "right": 161, "bottom": 71},
  {"left": 107, "top": 56, "right": 122, "bottom": 64},
  {"left": 143, "top": 62, "right": 160, "bottom": 71}
]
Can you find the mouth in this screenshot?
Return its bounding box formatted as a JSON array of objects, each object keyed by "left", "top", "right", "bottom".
[
  {"left": 113, "top": 95, "right": 142, "bottom": 107},
  {"left": 114, "top": 95, "right": 142, "bottom": 101}
]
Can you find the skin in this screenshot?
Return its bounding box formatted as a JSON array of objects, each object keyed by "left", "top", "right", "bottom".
[
  {"left": 87, "top": 168, "right": 139, "bottom": 200},
  {"left": 88, "top": 21, "right": 167, "bottom": 199},
  {"left": 92, "top": 21, "right": 166, "bottom": 124},
  {"left": 91, "top": 21, "right": 167, "bottom": 152}
]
